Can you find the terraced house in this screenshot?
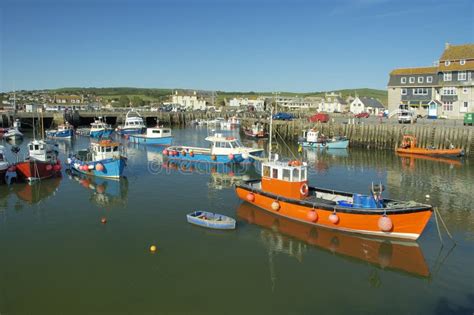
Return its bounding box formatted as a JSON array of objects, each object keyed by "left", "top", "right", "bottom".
[{"left": 388, "top": 43, "right": 473, "bottom": 119}]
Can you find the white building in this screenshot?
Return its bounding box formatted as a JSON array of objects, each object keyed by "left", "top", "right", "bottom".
[
  {"left": 276, "top": 96, "right": 318, "bottom": 110},
  {"left": 228, "top": 97, "right": 265, "bottom": 111},
  {"left": 171, "top": 90, "right": 207, "bottom": 110},
  {"left": 350, "top": 96, "right": 385, "bottom": 115},
  {"left": 318, "top": 92, "right": 348, "bottom": 113}
]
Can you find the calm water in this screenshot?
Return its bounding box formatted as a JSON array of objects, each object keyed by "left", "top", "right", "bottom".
[{"left": 0, "top": 127, "right": 473, "bottom": 314}]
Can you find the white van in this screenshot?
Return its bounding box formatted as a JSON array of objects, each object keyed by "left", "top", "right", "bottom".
[{"left": 398, "top": 110, "right": 417, "bottom": 124}]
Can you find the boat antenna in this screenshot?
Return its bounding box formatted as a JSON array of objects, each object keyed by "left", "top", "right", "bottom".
[{"left": 268, "top": 106, "right": 273, "bottom": 161}]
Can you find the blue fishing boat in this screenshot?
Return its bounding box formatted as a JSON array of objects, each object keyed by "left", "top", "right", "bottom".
[
  {"left": 298, "top": 129, "right": 349, "bottom": 149},
  {"left": 67, "top": 139, "right": 126, "bottom": 179},
  {"left": 128, "top": 126, "right": 173, "bottom": 145},
  {"left": 90, "top": 118, "right": 114, "bottom": 138},
  {"left": 116, "top": 110, "right": 146, "bottom": 135},
  {"left": 164, "top": 133, "right": 264, "bottom": 164},
  {"left": 46, "top": 123, "right": 74, "bottom": 139},
  {"left": 186, "top": 211, "right": 236, "bottom": 230}
]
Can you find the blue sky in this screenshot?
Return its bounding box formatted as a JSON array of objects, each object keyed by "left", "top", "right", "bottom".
[{"left": 0, "top": 0, "right": 473, "bottom": 92}]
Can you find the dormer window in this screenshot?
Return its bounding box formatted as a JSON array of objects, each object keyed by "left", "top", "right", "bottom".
[
  {"left": 460, "top": 59, "right": 466, "bottom": 65},
  {"left": 445, "top": 60, "right": 451, "bottom": 66},
  {"left": 427, "top": 76, "right": 433, "bottom": 83},
  {"left": 401, "top": 77, "right": 406, "bottom": 84},
  {"left": 418, "top": 77, "right": 424, "bottom": 83},
  {"left": 409, "top": 77, "right": 415, "bottom": 83},
  {"left": 443, "top": 72, "right": 452, "bottom": 81}
]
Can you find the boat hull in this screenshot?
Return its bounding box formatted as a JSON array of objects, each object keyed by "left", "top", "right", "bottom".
[
  {"left": 128, "top": 135, "right": 172, "bottom": 145},
  {"left": 69, "top": 157, "right": 126, "bottom": 179},
  {"left": 165, "top": 149, "right": 263, "bottom": 164},
  {"left": 46, "top": 129, "right": 73, "bottom": 139},
  {"left": 396, "top": 147, "right": 464, "bottom": 157},
  {"left": 235, "top": 185, "right": 432, "bottom": 240},
  {"left": 15, "top": 160, "right": 61, "bottom": 181},
  {"left": 300, "top": 139, "right": 349, "bottom": 149},
  {"left": 244, "top": 130, "right": 268, "bottom": 139},
  {"left": 90, "top": 129, "right": 114, "bottom": 138}
]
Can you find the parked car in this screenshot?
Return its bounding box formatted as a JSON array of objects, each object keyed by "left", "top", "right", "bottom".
[
  {"left": 398, "top": 110, "right": 417, "bottom": 124},
  {"left": 308, "top": 113, "right": 329, "bottom": 123},
  {"left": 272, "top": 112, "right": 294, "bottom": 120},
  {"left": 354, "top": 112, "right": 370, "bottom": 118}
]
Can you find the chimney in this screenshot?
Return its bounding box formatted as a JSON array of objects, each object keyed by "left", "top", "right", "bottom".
[{"left": 445, "top": 42, "right": 450, "bottom": 50}]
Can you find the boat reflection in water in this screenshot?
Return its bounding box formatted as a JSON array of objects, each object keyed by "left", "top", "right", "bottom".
[
  {"left": 66, "top": 170, "right": 128, "bottom": 207},
  {"left": 397, "top": 152, "right": 463, "bottom": 169},
  {"left": 237, "top": 202, "right": 430, "bottom": 278},
  {"left": 13, "top": 177, "right": 62, "bottom": 205}
]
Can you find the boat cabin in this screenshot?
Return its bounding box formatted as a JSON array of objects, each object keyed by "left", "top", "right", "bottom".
[
  {"left": 91, "top": 119, "right": 111, "bottom": 131},
  {"left": 400, "top": 135, "right": 417, "bottom": 149},
  {"left": 303, "top": 129, "right": 321, "bottom": 142},
  {"left": 91, "top": 140, "right": 122, "bottom": 161},
  {"left": 261, "top": 159, "right": 308, "bottom": 199},
  {"left": 146, "top": 126, "right": 172, "bottom": 138},
  {"left": 28, "top": 140, "right": 58, "bottom": 162},
  {"left": 205, "top": 134, "right": 244, "bottom": 154},
  {"left": 124, "top": 113, "right": 145, "bottom": 129}
]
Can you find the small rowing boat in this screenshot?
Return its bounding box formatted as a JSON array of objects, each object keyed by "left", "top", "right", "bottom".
[
  {"left": 396, "top": 135, "right": 464, "bottom": 157},
  {"left": 186, "top": 211, "right": 236, "bottom": 230}
]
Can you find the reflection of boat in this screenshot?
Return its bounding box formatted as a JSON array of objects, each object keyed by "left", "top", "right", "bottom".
[
  {"left": 128, "top": 126, "right": 173, "bottom": 145},
  {"left": 396, "top": 135, "right": 464, "bottom": 157},
  {"left": 13, "top": 177, "right": 61, "bottom": 204},
  {"left": 67, "top": 139, "right": 127, "bottom": 179},
  {"left": 397, "top": 152, "right": 463, "bottom": 167},
  {"left": 116, "top": 110, "right": 146, "bottom": 135},
  {"left": 67, "top": 170, "right": 128, "bottom": 206},
  {"left": 187, "top": 211, "right": 236, "bottom": 230},
  {"left": 236, "top": 155, "right": 433, "bottom": 240},
  {"left": 164, "top": 133, "right": 263, "bottom": 164},
  {"left": 237, "top": 203, "right": 430, "bottom": 277},
  {"left": 298, "top": 129, "right": 349, "bottom": 149}
]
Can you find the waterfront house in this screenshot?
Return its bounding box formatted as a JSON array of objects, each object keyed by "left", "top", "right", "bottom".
[
  {"left": 318, "top": 92, "right": 348, "bottom": 113},
  {"left": 350, "top": 96, "right": 385, "bottom": 115},
  {"left": 276, "top": 96, "right": 318, "bottom": 111},
  {"left": 228, "top": 97, "right": 265, "bottom": 111},
  {"left": 388, "top": 43, "right": 474, "bottom": 119},
  {"left": 171, "top": 90, "right": 207, "bottom": 111}
]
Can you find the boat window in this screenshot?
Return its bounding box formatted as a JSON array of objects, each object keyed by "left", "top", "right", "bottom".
[
  {"left": 282, "top": 168, "right": 291, "bottom": 181},
  {"left": 34, "top": 145, "right": 39, "bottom": 150},
  {"left": 113, "top": 146, "right": 118, "bottom": 152},
  {"left": 263, "top": 165, "right": 270, "bottom": 177},
  {"left": 233, "top": 140, "right": 242, "bottom": 147},
  {"left": 106, "top": 147, "right": 112, "bottom": 152},
  {"left": 225, "top": 142, "right": 232, "bottom": 148},
  {"left": 301, "top": 168, "right": 307, "bottom": 181},
  {"left": 29, "top": 144, "right": 34, "bottom": 150},
  {"left": 272, "top": 168, "right": 279, "bottom": 179},
  {"left": 292, "top": 168, "right": 299, "bottom": 181},
  {"left": 152, "top": 130, "right": 161, "bottom": 134},
  {"left": 163, "top": 129, "right": 170, "bottom": 134}
]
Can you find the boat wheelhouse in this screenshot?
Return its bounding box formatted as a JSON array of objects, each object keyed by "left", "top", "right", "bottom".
[
  {"left": 90, "top": 118, "right": 113, "bottom": 138},
  {"left": 298, "top": 129, "right": 349, "bottom": 149},
  {"left": 164, "top": 133, "right": 264, "bottom": 164},
  {"left": 46, "top": 123, "right": 74, "bottom": 139},
  {"left": 128, "top": 126, "right": 173, "bottom": 145},
  {"left": 3, "top": 128, "right": 23, "bottom": 141},
  {"left": 235, "top": 155, "right": 433, "bottom": 240},
  {"left": 117, "top": 110, "right": 146, "bottom": 135},
  {"left": 67, "top": 140, "right": 126, "bottom": 179},
  {"left": 15, "top": 140, "right": 61, "bottom": 182}
]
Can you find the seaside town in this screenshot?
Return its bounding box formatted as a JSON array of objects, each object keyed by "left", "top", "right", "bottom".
[{"left": 0, "top": 0, "right": 473, "bottom": 314}]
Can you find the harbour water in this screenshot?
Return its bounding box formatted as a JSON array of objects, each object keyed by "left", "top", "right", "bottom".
[{"left": 0, "top": 126, "right": 473, "bottom": 314}]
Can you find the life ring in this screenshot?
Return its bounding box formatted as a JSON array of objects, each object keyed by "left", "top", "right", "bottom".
[
  {"left": 290, "top": 160, "right": 302, "bottom": 167},
  {"left": 300, "top": 183, "right": 309, "bottom": 196},
  {"left": 225, "top": 137, "right": 235, "bottom": 140}
]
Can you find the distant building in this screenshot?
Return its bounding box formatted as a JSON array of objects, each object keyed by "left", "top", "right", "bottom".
[
  {"left": 318, "top": 92, "right": 348, "bottom": 113},
  {"left": 388, "top": 43, "right": 474, "bottom": 119},
  {"left": 228, "top": 97, "right": 265, "bottom": 111},
  {"left": 54, "top": 95, "right": 83, "bottom": 104},
  {"left": 350, "top": 96, "right": 385, "bottom": 115},
  {"left": 171, "top": 90, "right": 206, "bottom": 110},
  {"left": 276, "top": 96, "right": 317, "bottom": 110}
]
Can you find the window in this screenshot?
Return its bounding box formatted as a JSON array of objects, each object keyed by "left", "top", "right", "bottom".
[
  {"left": 282, "top": 169, "right": 290, "bottom": 181},
  {"left": 443, "top": 102, "right": 453, "bottom": 111},
  {"left": 401, "top": 77, "right": 407, "bottom": 84},
  {"left": 458, "top": 71, "right": 467, "bottom": 81},
  {"left": 463, "top": 87, "right": 468, "bottom": 94},
  {"left": 272, "top": 168, "right": 279, "bottom": 179},
  {"left": 263, "top": 166, "right": 270, "bottom": 177},
  {"left": 106, "top": 147, "right": 112, "bottom": 152},
  {"left": 152, "top": 130, "right": 161, "bottom": 134},
  {"left": 460, "top": 59, "right": 466, "bottom": 65},
  {"left": 418, "top": 77, "right": 424, "bottom": 83},
  {"left": 442, "top": 87, "right": 456, "bottom": 95},
  {"left": 413, "top": 88, "right": 428, "bottom": 95},
  {"left": 292, "top": 168, "right": 299, "bottom": 180},
  {"left": 427, "top": 76, "right": 433, "bottom": 83},
  {"left": 401, "top": 88, "right": 407, "bottom": 95},
  {"left": 409, "top": 77, "right": 415, "bottom": 83},
  {"left": 444, "top": 72, "right": 452, "bottom": 81},
  {"left": 113, "top": 146, "right": 118, "bottom": 152},
  {"left": 460, "top": 102, "right": 468, "bottom": 113},
  {"left": 301, "top": 169, "right": 307, "bottom": 181},
  {"left": 445, "top": 60, "right": 451, "bottom": 66}
]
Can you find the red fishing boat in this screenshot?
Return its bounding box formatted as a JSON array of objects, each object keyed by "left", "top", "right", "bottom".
[
  {"left": 235, "top": 155, "right": 433, "bottom": 240},
  {"left": 15, "top": 140, "right": 62, "bottom": 182}
]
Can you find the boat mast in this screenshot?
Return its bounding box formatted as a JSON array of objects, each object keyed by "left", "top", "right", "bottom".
[{"left": 268, "top": 100, "right": 274, "bottom": 161}]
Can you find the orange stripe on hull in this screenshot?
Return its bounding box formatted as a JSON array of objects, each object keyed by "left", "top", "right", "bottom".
[{"left": 236, "top": 187, "right": 432, "bottom": 240}]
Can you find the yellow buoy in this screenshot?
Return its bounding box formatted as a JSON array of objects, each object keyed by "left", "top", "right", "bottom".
[{"left": 149, "top": 245, "right": 157, "bottom": 253}]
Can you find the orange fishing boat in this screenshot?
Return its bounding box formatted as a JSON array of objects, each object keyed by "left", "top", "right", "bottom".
[
  {"left": 396, "top": 135, "right": 464, "bottom": 157},
  {"left": 235, "top": 155, "right": 433, "bottom": 240},
  {"left": 237, "top": 203, "right": 430, "bottom": 277}
]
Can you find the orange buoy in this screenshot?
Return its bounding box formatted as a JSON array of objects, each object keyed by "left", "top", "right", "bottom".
[
  {"left": 246, "top": 193, "right": 255, "bottom": 202},
  {"left": 211, "top": 155, "right": 217, "bottom": 161},
  {"left": 190, "top": 151, "right": 194, "bottom": 157},
  {"left": 100, "top": 217, "right": 107, "bottom": 224},
  {"left": 307, "top": 210, "right": 318, "bottom": 222},
  {"left": 163, "top": 149, "right": 169, "bottom": 155},
  {"left": 95, "top": 163, "right": 104, "bottom": 171},
  {"left": 329, "top": 212, "right": 339, "bottom": 224},
  {"left": 271, "top": 201, "right": 280, "bottom": 211},
  {"left": 378, "top": 215, "right": 393, "bottom": 232},
  {"left": 181, "top": 150, "right": 187, "bottom": 156},
  {"left": 46, "top": 164, "right": 53, "bottom": 171},
  {"left": 228, "top": 154, "right": 234, "bottom": 160}
]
